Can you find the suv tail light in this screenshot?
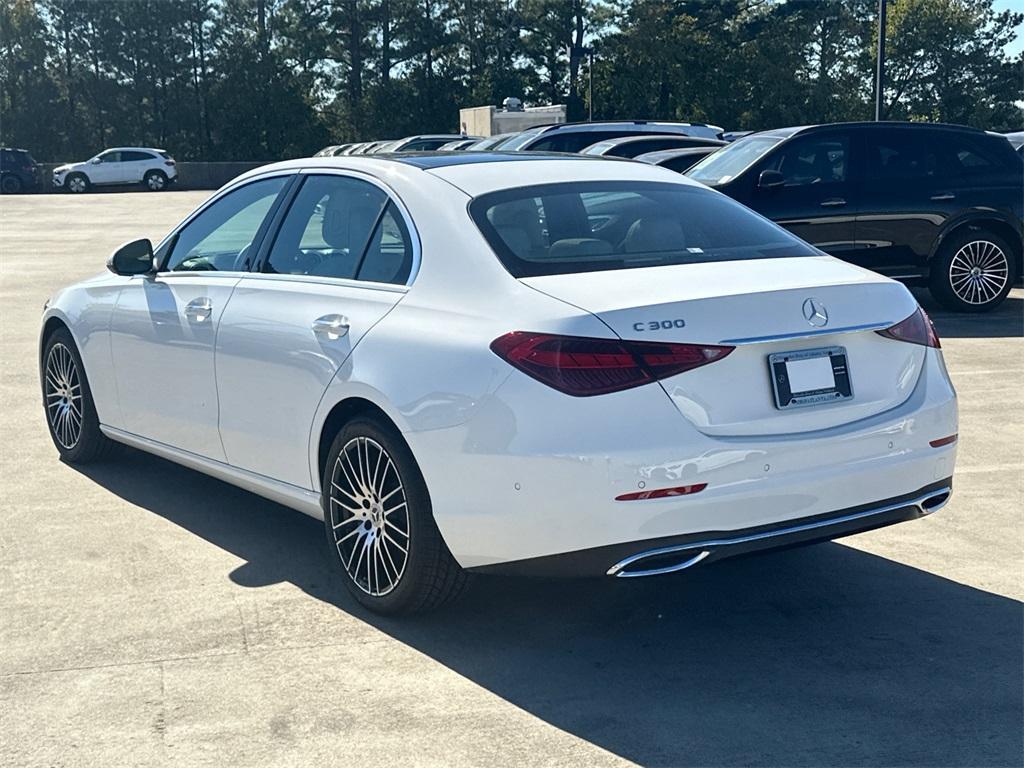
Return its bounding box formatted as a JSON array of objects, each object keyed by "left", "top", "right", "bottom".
[
  {"left": 876, "top": 307, "right": 940, "bottom": 348},
  {"left": 164, "top": 159, "right": 176, "bottom": 166},
  {"left": 490, "top": 332, "right": 734, "bottom": 396}
]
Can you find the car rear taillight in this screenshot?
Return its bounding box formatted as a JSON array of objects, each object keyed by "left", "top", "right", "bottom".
[
  {"left": 164, "top": 160, "right": 176, "bottom": 166},
  {"left": 490, "top": 332, "right": 734, "bottom": 396},
  {"left": 876, "top": 307, "right": 940, "bottom": 348}
]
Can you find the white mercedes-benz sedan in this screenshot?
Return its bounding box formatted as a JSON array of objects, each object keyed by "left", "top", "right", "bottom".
[{"left": 39, "top": 153, "right": 958, "bottom": 614}]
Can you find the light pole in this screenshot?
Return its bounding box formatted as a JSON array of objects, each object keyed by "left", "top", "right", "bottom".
[
  {"left": 581, "top": 46, "right": 594, "bottom": 121},
  {"left": 874, "top": 0, "right": 887, "bottom": 121}
]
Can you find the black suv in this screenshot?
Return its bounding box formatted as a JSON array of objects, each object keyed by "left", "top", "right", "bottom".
[
  {"left": 687, "top": 122, "right": 1023, "bottom": 311},
  {"left": 0, "top": 148, "right": 39, "bottom": 193}
]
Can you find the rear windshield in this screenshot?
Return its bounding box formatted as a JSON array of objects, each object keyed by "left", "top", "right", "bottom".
[{"left": 470, "top": 181, "right": 817, "bottom": 278}]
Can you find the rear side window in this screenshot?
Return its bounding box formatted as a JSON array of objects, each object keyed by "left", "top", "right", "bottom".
[
  {"left": 121, "top": 151, "right": 155, "bottom": 162},
  {"left": 937, "top": 134, "right": 1019, "bottom": 180},
  {"left": 866, "top": 130, "right": 939, "bottom": 181},
  {"left": 528, "top": 131, "right": 632, "bottom": 153},
  {"left": 470, "top": 181, "right": 817, "bottom": 278},
  {"left": 608, "top": 137, "right": 713, "bottom": 158},
  {"left": 266, "top": 175, "right": 413, "bottom": 284}
]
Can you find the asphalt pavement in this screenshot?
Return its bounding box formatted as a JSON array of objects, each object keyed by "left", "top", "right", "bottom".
[{"left": 1, "top": 191, "right": 1021, "bottom": 767}]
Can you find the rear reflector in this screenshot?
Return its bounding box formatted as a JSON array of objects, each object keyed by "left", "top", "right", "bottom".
[
  {"left": 490, "top": 332, "right": 734, "bottom": 396},
  {"left": 616, "top": 483, "right": 708, "bottom": 501},
  {"left": 929, "top": 434, "right": 958, "bottom": 448},
  {"left": 876, "top": 307, "right": 940, "bottom": 348}
]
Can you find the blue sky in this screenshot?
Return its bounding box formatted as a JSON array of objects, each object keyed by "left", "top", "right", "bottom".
[{"left": 995, "top": 0, "right": 1024, "bottom": 57}]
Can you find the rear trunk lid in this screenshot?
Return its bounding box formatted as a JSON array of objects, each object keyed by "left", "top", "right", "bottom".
[{"left": 522, "top": 256, "right": 924, "bottom": 435}]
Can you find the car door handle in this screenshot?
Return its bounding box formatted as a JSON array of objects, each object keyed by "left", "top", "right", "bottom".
[
  {"left": 930, "top": 192, "right": 956, "bottom": 201},
  {"left": 312, "top": 314, "right": 350, "bottom": 340},
  {"left": 820, "top": 198, "right": 846, "bottom": 207},
  {"left": 184, "top": 297, "right": 213, "bottom": 322}
]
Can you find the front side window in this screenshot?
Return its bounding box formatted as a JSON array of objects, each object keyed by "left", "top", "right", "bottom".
[
  {"left": 687, "top": 135, "right": 782, "bottom": 185},
  {"left": 98, "top": 151, "right": 121, "bottom": 164},
  {"left": 164, "top": 176, "right": 287, "bottom": 272},
  {"left": 265, "top": 175, "right": 413, "bottom": 284},
  {"left": 471, "top": 181, "right": 817, "bottom": 278},
  {"left": 763, "top": 134, "right": 849, "bottom": 187}
]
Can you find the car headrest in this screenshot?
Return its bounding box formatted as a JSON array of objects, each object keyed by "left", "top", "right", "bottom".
[
  {"left": 322, "top": 193, "right": 382, "bottom": 250},
  {"left": 622, "top": 217, "right": 685, "bottom": 253},
  {"left": 548, "top": 238, "right": 613, "bottom": 260}
]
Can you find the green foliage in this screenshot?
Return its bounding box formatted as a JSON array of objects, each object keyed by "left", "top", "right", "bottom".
[{"left": 0, "top": 0, "right": 1020, "bottom": 162}]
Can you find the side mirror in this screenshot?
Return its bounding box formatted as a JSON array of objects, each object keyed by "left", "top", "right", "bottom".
[
  {"left": 107, "top": 238, "right": 155, "bottom": 276},
  {"left": 90, "top": 157, "right": 101, "bottom": 165},
  {"left": 758, "top": 169, "right": 785, "bottom": 190}
]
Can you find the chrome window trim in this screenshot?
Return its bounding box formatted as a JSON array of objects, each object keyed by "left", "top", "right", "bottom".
[{"left": 238, "top": 272, "right": 409, "bottom": 294}]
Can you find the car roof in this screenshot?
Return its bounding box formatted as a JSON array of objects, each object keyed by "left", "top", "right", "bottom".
[
  {"left": 518, "top": 120, "right": 723, "bottom": 135},
  {"left": 635, "top": 147, "right": 720, "bottom": 163},
  {"left": 754, "top": 121, "right": 991, "bottom": 140},
  {"left": 231, "top": 151, "right": 699, "bottom": 198},
  {"left": 587, "top": 134, "right": 726, "bottom": 149},
  {"left": 105, "top": 146, "right": 167, "bottom": 152}
]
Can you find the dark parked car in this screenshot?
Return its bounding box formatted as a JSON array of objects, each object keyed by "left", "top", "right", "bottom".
[
  {"left": 0, "top": 147, "right": 39, "bottom": 193},
  {"left": 580, "top": 134, "right": 726, "bottom": 158},
  {"left": 635, "top": 146, "right": 723, "bottom": 172},
  {"left": 687, "top": 122, "right": 1023, "bottom": 311},
  {"left": 501, "top": 120, "right": 724, "bottom": 153}
]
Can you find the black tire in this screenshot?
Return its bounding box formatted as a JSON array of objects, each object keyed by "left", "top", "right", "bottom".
[
  {"left": 41, "top": 327, "right": 116, "bottom": 463},
  {"left": 1, "top": 174, "right": 22, "bottom": 194},
  {"left": 143, "top": 169, "right": 168, "bottom": 192},
  {"left": 65, "top": 172, "right": 90, "bottom": 194},
  {"left": 321, "top": 416, "right": 468, "bottom": 615},
  {"left": 929, "top": 229, "right": 1017, "bottom": 312}
]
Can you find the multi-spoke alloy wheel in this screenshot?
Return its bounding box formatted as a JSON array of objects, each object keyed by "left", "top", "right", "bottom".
[
  {"left": 321, "top": 417, "right": 468, "bottom": 614},
  {"left": 328, "top": 436, "right": 410, "bottom": 597},
  {"left": 145, "top": 171, "right": 166, "bottom": 191},
  {"left": 44, "top": 343, "right": 83, "bottom": 450},
  {"left": 40, "top": 328, "right": 114, "bottom": 463},
  {"left": 66, "top": 174, "right": 88, "bottom": 193},
  {"left": 948, "top": 240, "right": 1009, "bottom": 306}
]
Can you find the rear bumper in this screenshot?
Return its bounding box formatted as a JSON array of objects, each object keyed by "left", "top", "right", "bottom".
[
  {"left": 412, "top": 348, "right": 957, "bottom": 570},
  {"left": 470, "top": 478, "right": 952, "bottom": 577}
]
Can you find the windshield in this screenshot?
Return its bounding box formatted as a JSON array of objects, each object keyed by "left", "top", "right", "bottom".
[
  {"left": 470, "top": 180, "right": 816, "bottom": 278},
  {"left": 499, "top": 128, "right": 547, "bottom": 151},
  {"left": 686, "top": 135, "right": 782, "bottom": 185}
]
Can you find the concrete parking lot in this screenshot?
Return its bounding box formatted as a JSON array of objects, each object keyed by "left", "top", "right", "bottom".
[{"left": 1, "top": 191, "right": 1021, "bottom": 767}]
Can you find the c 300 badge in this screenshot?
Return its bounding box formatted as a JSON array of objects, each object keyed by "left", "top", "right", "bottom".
[{"left": 632, "top": 318, "right": 686, "bottom": 332}]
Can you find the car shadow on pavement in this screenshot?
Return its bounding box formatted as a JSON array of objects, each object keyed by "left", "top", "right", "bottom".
[
  {"left": 912, "top": 289, "right": 1023, "bottom": 338},
  {"left": 75, "top": 449, "right": 1023, "bottom": 767}
]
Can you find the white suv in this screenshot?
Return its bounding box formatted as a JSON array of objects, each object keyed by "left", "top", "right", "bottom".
[{"left": 53, "top": 147, "right": 177, "bottom": 193}]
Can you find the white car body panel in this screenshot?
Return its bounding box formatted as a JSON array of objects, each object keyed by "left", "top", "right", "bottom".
[
  {"left": 110, "top": 272, "right": 241, "bottom": 460},
  {"left": 41, "top": 154, "right": 958, "bottom": 576},
  {"left": 216, "top": 275, "right": 405, "bottom": 487}
]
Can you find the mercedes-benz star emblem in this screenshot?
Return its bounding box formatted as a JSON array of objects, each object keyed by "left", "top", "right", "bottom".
[{"left": 802, "top": 297, "right": 828, "bottom": 327}]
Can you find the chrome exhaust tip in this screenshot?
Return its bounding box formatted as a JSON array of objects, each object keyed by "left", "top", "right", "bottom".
[
  {"left": 607, "top": 548, "right": 711, "bottom": 578},
  {"left": 918, "top": 489, "right": 951, "bottom": 515}
]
